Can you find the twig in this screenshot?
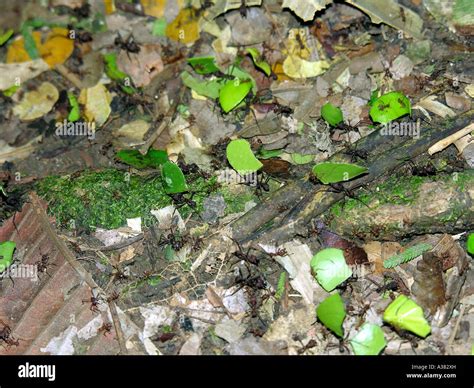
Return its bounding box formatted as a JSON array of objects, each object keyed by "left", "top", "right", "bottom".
[
  {"left": 428, "top": 123, "right": 474, "bottom": 155},
  {"left": 55, "top": 64, "right": 83, "bottom": 90},
  {"left": 448, "top": 303, "right": 466, "bottom": 346}
]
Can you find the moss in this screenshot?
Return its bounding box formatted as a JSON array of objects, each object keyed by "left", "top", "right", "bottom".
[{"left": 36, "top": 169, "right": 220, "bottom": 231}]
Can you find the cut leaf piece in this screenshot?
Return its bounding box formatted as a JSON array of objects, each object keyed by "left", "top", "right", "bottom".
[
  {"left": 67, "top": 92, "right": 80, "bottom": 122},
  {"left": 226, "top": 139, "right": 263, "bottom": 175},
  {"left": 246, "top": 48, "right": 271, "bottom": 76},
  {"left": 467, "top": 233, "right": 474, "bottom": 255},
  {"left": 0, "top": 29, "right": 14, "bottom": 46},
  {"left": 316, "top": 293, "right": 346, "bottom": 337},
  {"left": 181, "top": 71, "right": 222, "bottom": 99},
  {"left": 350, "top": 323, "right": 386, "bottom": 355},
  {"left": 369, "top": 91, "right": 411, "bottom": 124},
  {"left": 162, "top": 161, "right": 188, "bottom": 194},
  {"left": 321, "top": 103, "right": 343, "bottom": 127},
  {"left": 312, "top": 162, "right": 368, "bottom": 184},
  {"left": 383, "top": 295, "right": 431, "bottom": 338},
  {"left": 166, "top": 8, "right": 200, "bottom": 44},
  {"left": 291, "top": 153, "right": 314, "bottom": 164},
  {"left": 104, "top": 53, "right": 136, "bottom": 94},
  {"left": 188, "top": 56, "right": 219, "bottom": 75},
  {"left": 219, "top": 79, "right": 252, "bottom": 113},
  {"left": 0, "top": 241, "right": 16, "bottom": 273},
  {"left": 116, "top": 149, "right": 168, "bottom": 169},
  {"left": 310, "top": 248, "right": 352, "bottom": 292}
]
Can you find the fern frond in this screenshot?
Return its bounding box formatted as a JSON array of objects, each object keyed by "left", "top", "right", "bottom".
[{"left": 383, "top": 243, "right": 432, "bottom": 268}]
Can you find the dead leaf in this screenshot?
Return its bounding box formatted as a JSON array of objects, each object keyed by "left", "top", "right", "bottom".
[
  {"left": 79, "top": 83, "right": 112, "bottom": 127},
  {"left": 0, "top": 59, "right": 49, "bottom": 90},
  {"left": 117, "top": 44, "right": 164, "bottom": 87},
  {"left": 7, "top": 28, "right": 74, "bottom": 68},
  {"left": 166, "top": 8, "right": 200, "bottom": 44},
  {"left": 282, "top": 0, "right": 332, "bottom": 22},
  {"left": 13, "top": 82, "right": 59, "bottom": 121}
]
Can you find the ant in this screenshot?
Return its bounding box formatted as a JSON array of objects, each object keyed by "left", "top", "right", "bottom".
[
  {"left": 336, "top": 274, "right": 358, "bottom": 293},
  {"left": 0, "top": 319, "right": 19, "bottom": 348},
  {"left": 35, "top": 251, "right": 56, "bottom": 278},
  {"left": 106, "top": 291, "right": 120, "bottom": 303},
  {"left": 82, "top": 291, "right": 103, "bottom": 313},
  {"left": 239, "top": 0, "right": 248, "bottom": 18},
  {"left": 265, "top": 247, "right": 287, "bottom": 258},
  {"left": 167, "top": 192, "right": 197, "bottom": 211},
  {"left": 253, "top": 101, "right": 293, "bottom": 117},
  {"left": 230, "top": 238, "right": 259, "bottom": 266},
  {"left": 408, "top": 160, "right": 436, "bottom": 177},
  {"left": 158, "top": 227, "right": 185, "bottom": 252},
  {"left": 343, "top": 142, "right": 369, "bottom": 163},
  {"left": 98, "top": 322, "right": 112, "bottom": 337},
  {"left": 240, "top": 171, "right": 271, "bottom": 199},
  {"left": 296, "top": 338, "right": 318, "bottom": 355},
  {"left": 114, "top": 33, "right": 140, "bottom": 60}
]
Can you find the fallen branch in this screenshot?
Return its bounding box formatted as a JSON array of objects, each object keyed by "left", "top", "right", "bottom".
[{"left": 231, "top": 112, "right": 474, "bottom": 245}]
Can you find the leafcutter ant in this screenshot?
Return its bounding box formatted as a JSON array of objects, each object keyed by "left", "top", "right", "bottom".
[
  {"left": 230, "top": 238, "right": 259, "bottom": 266},
  {"left": 35, "top": 251, "right": 56, "bottom": 278},
  {"left": 98, "top": 322, "right": 112, "bottom": 336},
  {"left": 82, "top": 291, "right": 103, "bottom": 313},
  {"left": 115, "top": 33, "right": 140, "bottom": 61},
  {"left": 0, "top": 319, "right": 19, "bottom": 348}
]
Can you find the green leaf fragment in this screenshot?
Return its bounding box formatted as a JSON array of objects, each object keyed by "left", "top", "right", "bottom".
[
  {"left": 275, "top": 272, "right": 287, "bottom": 300},
  {"left": 383, "top": 295, "right": 431, "bottom": 338},
  {"left": 104, "top": 53, "right": 136, "bottom": 94},
  {"left": 321, "top": 102, "right": 343, "bottom": 126},
  {"left": 246, "top": 48, "right": 272, "bottom": 76},
  {"left": 310, "top": 248, "right": 352, "bottom": 292},
  {"left": 219, "top": 79, "right": 252, "bottom": 113},
  {"left": 291, "top": 153, "right": 314, "bottom": 164},
  {"left": 350, "top": 323, "right": 386, "bottom": 355},
  {"left": 181, "top": 71, "right": 222, "bottom": 99},
  {"left": 116, "top": 149, "right": 169, "bottom": 169},
  {"left": 383, "top": 243, "right": 432, "bottom": 268},
  {"left": 188, "top": 56, "right": 220, "bottom": 75},
  {"left": 151, "top": 18, "right": 167, "bottom": 36},
  {"left": 0, "top": 241, "right": 16, "bottom": 273},
  {"left": 0, "top": 29, "right": 14, "bottom": 46},
  {"left": 161, "top": 161, "right": 188, "bottom": 194},
  {"left": 226, "top": 139, "right": 263, "bottom": 175},
  {"left": 67, "top": 92, "right": 80, "bottom": 122},
  {"left": 369, "top": 91, "right": 411, "bottom": 124},
  {"left": 316, "top": 293, "right": 346, "bottom": 338},
  {"left": 467, "top": 233, "right": 474, "bottom": 255},
  {"left": 312, "top": 162, "right": 368, "bottom": 184},
  {"left": 257, "top": 148, "right": 283, "bottom": 159}
]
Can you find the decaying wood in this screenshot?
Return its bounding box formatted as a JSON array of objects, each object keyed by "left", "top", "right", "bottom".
[
  {"left": 326, "top": 172, "right": 474, "bottom": 240},
  {"left": 231, "top": 112, "right": 474, "bottom": 246}
]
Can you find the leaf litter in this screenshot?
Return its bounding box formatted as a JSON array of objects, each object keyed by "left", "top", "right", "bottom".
[{"left": 0, "top": 0, "right": 473, "bottom": 357}]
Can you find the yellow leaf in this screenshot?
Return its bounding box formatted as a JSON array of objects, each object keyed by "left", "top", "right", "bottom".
[
  {"left": 141, "top": 0, "right": 167, "bottom": 18},
  {"left": 13, "top": 81, "right": 59, "bottom": 121},
  {"left": 283, "top": 55, "right": 329, "bottom": 79},
  {"left": 79, "top": 83, "right": 112, "bottom": 127},
  {"left": 6, "top": 32, "right": 41, "bottom": 63},
  {"left": 6, "top": 28, "right": 73, "bottom": 68},
  {"left": 104, "top": 0, "right": 116, "bottom": 14},
  {"left": 166, "top": 8, "right": 200, "bottom": 44}
]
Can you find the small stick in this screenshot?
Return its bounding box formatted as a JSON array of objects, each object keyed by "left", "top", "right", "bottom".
[
  {"left": 428, "top": 123, "right": 474, "bottom": 155},
  {"left": 55, "top": 64, "right": 83, "bottom": 90}
]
